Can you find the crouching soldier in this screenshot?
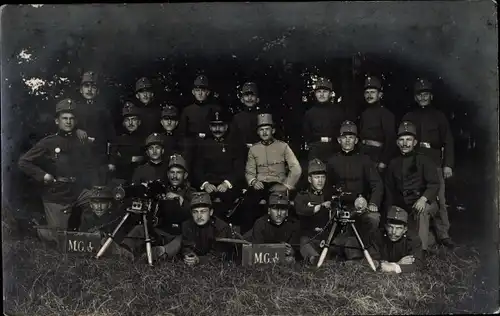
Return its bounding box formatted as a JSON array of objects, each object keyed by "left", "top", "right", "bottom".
[
  {"left": 240, "top": 113, "right": 302, "bottom": 233},
  {"left": 385, "top": 121, "right": 440, "bottom": 253},
  {"left": 181, "top": 192, "right": 235, "bottom": 266},
  {"left": 247, "top": 192, "right": 301, "bottom": 264}
]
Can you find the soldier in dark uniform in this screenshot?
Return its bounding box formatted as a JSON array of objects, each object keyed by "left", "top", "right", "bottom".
[
  {"left": 18, "top": 98, "right": 96, "bottom": 241},
  {"left": 134, "top": 77, "right": 163, "bottom": 137},
  {"left": 108, "top": 101, "right": 145, "bottom": 183},
  {"left": 303, "top": 77, "right": 347, "bottom": 163},
  {"left": 402, "top": 78, "right": 455, "bottom": 249},
  {"left": 181, "top": 192, "right": 235, "bottom": 266},
  {"left": 159, "top": 104, "right": 184, "bottom": 161},
  {"left": 247, "top": 192, "right": 301, "bottom": 264},
  {"left": 385, "top": 121, "right": 441, "bottom": 252},
  {"left": 326, "top": 121, "right": 383, "bottom": 237},
  {"left": 359, "top": 76, "right": 397, "bottom": 173},
  {"left": 131, "top": 133, "right": 169, "bottom": 183},
  {"left": 193, "top": 109, "right": 245, "bottom": 219},
  {"left": 78, "top": 186, "right": 120, "bottom": 233}
]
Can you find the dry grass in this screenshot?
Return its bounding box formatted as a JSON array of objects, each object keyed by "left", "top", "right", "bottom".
[{"left": 2, "top": 237, "right": 496, "bottom": 316}]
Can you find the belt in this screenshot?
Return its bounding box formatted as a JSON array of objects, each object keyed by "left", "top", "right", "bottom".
[
  {"left": 402, "top": 189, "right": 420, "bottom": 197},
  {"left": 362, "top": 139, "right": 383, "bottom": 147},
  {"left": 55, "top": 176, "right": 76, "bottom": 183}
]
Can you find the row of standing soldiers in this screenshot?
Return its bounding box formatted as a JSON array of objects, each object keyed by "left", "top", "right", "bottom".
[{"left": 18, "top": 71, "right": 456, "bottom": 267}]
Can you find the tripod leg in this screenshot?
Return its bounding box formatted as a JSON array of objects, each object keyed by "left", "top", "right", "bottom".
[
  {"left": 96, "top": 212, "right": 131, "bottom": 259},
  {"left": 142, "top": 214, "right": 153, "bottom": 266},
  {"left": 350, "top": 223, "right": 376, "bottom": 271},
  {"left": 317, "top": 222, "right": 338, "bottom": 268}
]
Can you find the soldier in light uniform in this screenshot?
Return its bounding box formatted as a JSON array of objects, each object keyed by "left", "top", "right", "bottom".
[
  {"left": 108, "top": 102, "right": 145, "bottom": 183},
  {"left": 181, "top": 192, "right": 235, "bottom": 266},
  {"left": 18, "top": 98, "right": 96, "bottom": 240},
  {"left": 193, "top": 109, "right": 245, "bottom": 219},
  {"left": 359, "top": 76, "right": 397, "bottom": 173},
  {"left": 134, "top": 77, "right": 163, "bottom": 137},
  {"left": 402, "top": 78, "right": 455, "bottom": 249},
  {"left": 303, "top": 77, "right": 347, "bottom": 163},
  {"left": 159, "top": 104, "right": 184, "bottom": 162},
  {"left": 385, "top": 121, "right": 441, "bottom": 252},
  {"left": 240, "top": 113, "right": 302, "bottom": 233},
  {"left": 131, "top": 133, "right": 169, "bottom": 183}
]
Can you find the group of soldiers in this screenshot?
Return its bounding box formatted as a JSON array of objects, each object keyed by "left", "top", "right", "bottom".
[{"left": 18, "top": 70, "right": 456, "bottom": 272}]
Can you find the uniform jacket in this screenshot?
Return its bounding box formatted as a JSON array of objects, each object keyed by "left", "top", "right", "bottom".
[
  {"left": 385, "top": 150, "right": 440, "bottom": 208},
  {"left": 359, "top": 103, "right": 397, "bottom": 164},
  {"left": 249, "top": 215, "right": 301, "bottom": 245},
  {"left": 79, "top": 204, "right": 122, "bottom": 234},
  {"left": 303, "top": 102, "right": 346, "bottom": 144},
  {"left": 181, "top": 216, "right": 233, "bottom": 256},
  {"left": 368, "top": 228, "right": 423, "bottom": 273},
  {"left": 156, "top": 184, "right": 196, "bottom": 235},
  {"left": 326, "top": 150, "right": 383, "bottom": 207},
  {"left": 75, "top": 97, "right": 116, "bottom": 150},
  {"left": 135, "top": 102, "right": 163, "bottom": 137},
  {"left": 18, "top": 131, "right": 97, "bottom": 204},
  {"left": 109, "top": 131, "right": 145, "bottom": 181},
  {"left": 402, "top": 106, "right": 454, "bottom": 168},
  {"left": 230, "top": 106, "right": 265, "bottom": 147},
  {"left": 162, "top": 129, "right": 184, "bottom": 161},
  {"left": 245, "top": 139, "right": 302, "bottom": 189},
  {"left": 131, "top": 160, "right": 169, "bottom": 183},
  {"left": 178, "top": 100, "right": 221, "bottom": 138},
  {"left": 294, "top": 188, "right": 332, "bottom": 239}
]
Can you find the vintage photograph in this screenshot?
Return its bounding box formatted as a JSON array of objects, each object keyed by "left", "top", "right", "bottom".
[{"left": 2, "top": 2, "right": 499, "bottom": 315}]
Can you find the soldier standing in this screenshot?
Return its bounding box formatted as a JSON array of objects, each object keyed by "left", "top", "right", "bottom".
[
  {"left": 131, "top": 133, "right": 169, "bottom": 183},
  {"left": 134, "top": 77, "right": 163, "bottom": 137},
  {"left": 159, "top": 104, "right": 184, "bottom": 161},
  {"left": 18, "top": 98, "right": 96, "bottom": 241},
  {"left": 385, "top": 121, "right": 442, "bottom": 252},
  {"left": 108, "top": 101, "right": 145, "bottom": 183},
  {"left": 402, "top": 78, "right": 455, "bottom": 248},
  {"left": 359, "top": 76, "right": 397, "bottom": 173},
  {"left": 303, "top": 77, "right": 346, "bottom": 163}
]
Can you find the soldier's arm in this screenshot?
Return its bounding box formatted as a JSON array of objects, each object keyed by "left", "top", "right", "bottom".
[
  {"left": 439, "top": 112, "right": 455, "bottom": 169},
  {"left": 181, "top": 220, "right": 197, "bottom": 256},
  {"left": 364, "top": 156, "right": 383, "bottom": 207},
  {"left": 398, "top": 235, "right": 423, "bottom": 273},
  {"left": 381, "top": 111, "right": 397, "bottom": 165},
  {"left": 178, "top": 108, "right": 189, "bottom": 137},
  {"left": 18, "top": 140, "right": 50, "bottom": 182},
  {"left": 229, "top": 143, "right": 245, "bottom": 189},
  {"left": 245, "top": 147, "right": 257, "bottom": 186},
  {"left": 422, "top": 156, "right": 440, "bottom": 202},
  {"left": 283, "top": 144, "right": 302, "bottom": 189},
  {"left": 294, "top": 193, "right": 316, "bottom": 216}
]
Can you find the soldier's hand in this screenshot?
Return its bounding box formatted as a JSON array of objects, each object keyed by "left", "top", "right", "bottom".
[
  {"left": 76, "top": 129, "right": 88, "bottom": 142},
  {"left": 204, "top": 183, "right": 217, "bottom": 193},
  {"left": 443, "top": 167, "right": 453, "bottom": 179},
  {"left": 413, "top": 197, "right": 428, "bottom": 214},
  {"left": 253, "top": 181, "right": 265, "bottom": 190},
  {"left": 284, "top": 243, "right": 293, "bottom": 256},
  {"left": 397, "top": 255, "right": 415, "bottom": 265},
  {"left": 166, "top": 192, "right": 180, "bottom": 200},
  {"left": 43, "top": 173, "right": 55, "bottom": 184},
  {"left": 217, "top": 182, "right": 229, "bottom": 193},
  {"left": 380, "top": 261, "right": 396, "bottom": 272},
  {"left": 131, "top": 156, "right": 143, "bottom": 163},
  {"left": 184, "top": 253, "right": 199, "bottom": 266},
  {"left": 284, "top": 255, "right": 295, "bottom": 264},
  {"left": 270, "top": 183, "right": 288, "bottom": 193},
  {"left": 313, "top": 205, "right": 322, "bottom": 214},
  {"left": 377, "top": 162, "right": 387, "bottom": 170},
  {"left": 368, "top": 203, "right": 378, "bottom": 212},
  {"left": 108, "top": 164, "right": 116, "bottom": 172},
  {"left": 321, "top": 201, "right": 332, "bottom": 209}
]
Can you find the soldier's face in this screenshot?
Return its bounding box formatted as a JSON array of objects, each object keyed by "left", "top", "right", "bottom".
[
  {"left": 192, "top": 88, "right": 210, "bottom": 102},
  {"left": 241, "top": 93, "right": 259, "bottom": 107},
  {"left": 308, "top": 174, "right": 326, "bottom": 191},
  {"left": 90, "top": 200, "right": 111, "bottom": 217},
  {"left": 209, "top": 123, "right": 228, "bottom": 138},
  {"left": 161, "top": 118, "right": 179, "bottom": 132},
  {"left": 257, "top": 126, "right": 275, "bottom": 141},
  {"left": 364, "top": 89, "right": 382, "bottom": 104},
  {"left": 123, "top": 116, "right": 141, "bottom": 132},
  {"left": 192, "top": 207, "right": 213, "bottom": 226},
  {"left": 415, "top": 92, "right": 433, "bottom": 107},
  {"left": 314, "top": 89, "right": 331, "bottom": 103},
  {"left": 397, "top": 135, "right": 417, "bottom": 154},
  {"left": 55, "top": 113, "right": 76, "bottom": 132},
  {"left": 136, "top": 90, "right": 154, "bottom": 105},
  {"left": 80, "top": 83, "right": 98, "bottom": 100},
  {"left": 269, "top": 207, "right": 288, "bottom": 225},
  {"left": 168, "top": 167, "right": 187, "bottom": 187},
  {"left": 338, "top": 134, "right": 358, "bottom": 152},
  {"left": 146, "top": 144, "right": 164, "bottom": 161},
  {"left": 385, "top": 223, "right": 408, "bottom": 242}
]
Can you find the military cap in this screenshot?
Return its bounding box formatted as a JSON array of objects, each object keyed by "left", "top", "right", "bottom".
[
  {"left": 339, "top": 120, "right": 358, "bottom": 136},
  {"left": 414, "top": 78, "right": 432, "bottom": 94},
  {"left": 122, "top": 101, "right": 141, "bottom": 117},
  {"left": 190, "top": 192, "right": 212, "bottom": 208},
  {"left": 364, "top": 76, "right": 382, "bottom": 90},
  {"left": 314, "top": 77, "right": 333, "bottom": 91},
  {"left": 81, "top": 71, "right": 98, "bottom": 85},
  {"left": 398, "top": 121, "right": 417, "bottom": 137},
  {"left": 257, "top": 113, "right": 274, "bottom": 128},
  {"left": 145, "top": 133, "right": 165, "bottom": 147},
  {"left": 387, "top": 206, "right": 408, "bottom": 224},
  {"left": 268, "top": 191, "right": 290, "bottom": 208},
  {"left": 308, "top": 158, "right": 327, "bottom": 175},
  {"left": 241, "top": 82, "right": 258, "bottom": 96},
  {"left": 90, "top": 186, "right": 113, "bottom": 200},
  {"left": 193, "top": 75, "right": 209, "bottom": 89},
  {"left": 136, "top": 77, "right": 153, "bottom": 92},
  {"left": 208, "top": 109, "right": 230, "bottom": 124},
  {"left": 168, "top": 154, "right": 187, "bottom": 171},
  {"left": 161, "top": 105, "right": 179, "bottom": 119},
  {"left": 55, "top": 98, "right": 77, "bottom": 114}
]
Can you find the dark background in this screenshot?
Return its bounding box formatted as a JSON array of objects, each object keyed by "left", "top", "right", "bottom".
[{"left": 1, "top": 2, "right": 498, "bottom": 305}]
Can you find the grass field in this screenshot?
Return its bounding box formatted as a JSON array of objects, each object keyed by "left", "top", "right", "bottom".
[{"left": 2, "top": 235, "right": 497, "bottom": 316}]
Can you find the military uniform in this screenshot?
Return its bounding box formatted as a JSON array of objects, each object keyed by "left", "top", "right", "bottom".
[
  {"left": 359, "top": 76, "right": 397, "bottom": 167},
  {"left": 18, "top": 98, "right": 95, "bottom": 239},
  {"left": 402, "top": 78, "right": 454, "bottom": 243},
  {"left": 109, "top": 102, "right": 145, "bottom": 182},
  {"left": 78, "top": 186, "right": 122, "bottom": 234},
  {"left": 131, "top": 133, "right": 169, "bottom": 183},
  {"left": 160, "top": 105, "right": 185, "bottom": 161},
  {"left": 134, "top": 77, "right": 163, "bottom": 137},
  {"left": 303, "top": 78, "right": 347, "bottom": 162},
  {"left": 385, "top": 121, "right": 440, "bottom": 250}
]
